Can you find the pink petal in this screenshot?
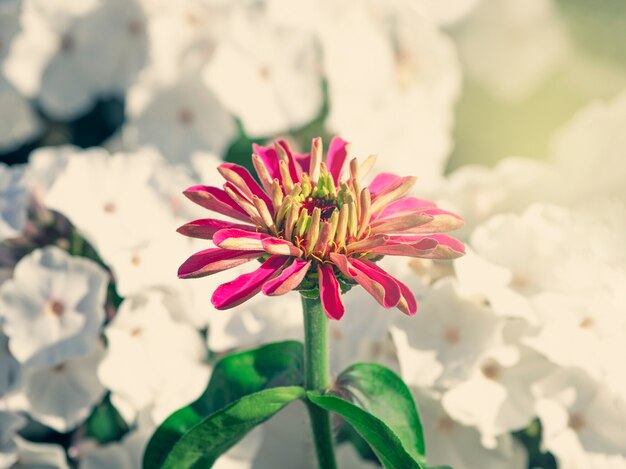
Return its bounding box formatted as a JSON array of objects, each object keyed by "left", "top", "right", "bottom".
[
  {"left": 294, "top": 152, "right": 311, "bottom": 175},
  {"left": 368, "top": 173, "right": 406, "bottom": 199},
  {"left": 326, "top": 137, "right": 350, "bottom": 184},
  {"left": 262, "top": 258, "right": 311, "bottom": 296},
  {"left": 277, "top": 140, "right": 301, "bottom": 183},
  {"left": 403, "top": 208, "right": 464, "bottom": 234},
  {"left": 252, "top": 144, "right": 281, "bottom": 181},
  {"left": 213, "top": 229, "right": 269, "bottom": 250},
  {"left": 367, "top": 237, "right": 438, "bottom": 257},
  {"left": 178, "top": 248, "right": 262, "bottom": 279},
  {"left": 318, "top": 263, "right": 345, "bottom": 320},
  {"left": 395, "top": 278, "right": 418, "bottom": 316},
  {"left": 373, "top": 197, "right": 438, "bottom": 221},
  {"left": 261, "top": 237, "right": 302, "bottom": 256},
  {"left": 330, "top": 254, "right": 400, "bottom": 309},
  {"left": 219, "top": 163, "right": 274, "bottom": 211},
  {"left": 176, "top": 218, "right": 256, "bottom": 240},
  {"left": 211, "top": 256, "right": 288, "bottom": 309},
  {"left": 414, "top": 234, "right": 465, "bottom": 259},
  {"left": 183, "top": 186, "right": 250, "bottom": 222}
]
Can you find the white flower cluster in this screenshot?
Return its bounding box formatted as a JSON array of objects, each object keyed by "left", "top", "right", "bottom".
[{"left": 0, "top": 0, "right": 624, "bottom": 468}]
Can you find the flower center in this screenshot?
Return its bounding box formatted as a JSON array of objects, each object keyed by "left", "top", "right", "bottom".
[
  {"left": 301, "top": 196, "right": 337, "bottom": 221},
  {"left": 46, "top": 300, "right": 65, "bottom": 317}
]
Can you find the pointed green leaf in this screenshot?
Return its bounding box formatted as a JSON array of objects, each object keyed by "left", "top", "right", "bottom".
[
  {"left": 160, "top": 386, "right": 305, "bottom": 468},
  {"left": 308, "top": 390, "right": 422, "bottom": 469},
  {"left": 143, "top": 341, "right": 303, "bottom": 468},
  {"left": 337, "top": 363, "right": 426, "bottom": 464},
  {"left": 307, "top": 362, "right": 427, "bottom": 469}
]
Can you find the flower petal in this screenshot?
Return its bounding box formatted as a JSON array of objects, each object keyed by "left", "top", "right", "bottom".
[
  {"left": 326, "top": 137, "right": 350, "bottom": 184},
  {"left": 369, "top": 175, "right": 417, "bottom": 214},
  {"left": 367, "top": 237, "right": 438, "bottom": 257},
  {"left": 395, "top": 279, "right": 418, "bottom": 316},
  {"left": 252, "top": 144, "right": 281, "bottom": 181},
  {"left": 183, "top": 185, "right": 250, "bottom": 222},
  {"left": 261, "top": 237, "right": 302, "bottom": 256},
  {"left": 330, "top": 254, "right": 400, "bottom": 309},
  {"left": 415, "top": 234, "right": 465, "bottom": 259},
  {"left": 262, "top": 258, "right": 311, "bottom": 296},
  {"left": 369, "top": 214, "right": 434, "bottom": 234},
  {"left": 218, "top": 163, "right": 274, "bottom": 211},
  {"left": 176, "top": 218, "right": 256, "bottom": 240},
  {"left": 211, "top": 256, "right": 288, "bottom": 309},
  {"left": 318, "top": 263, "right": 345, "bottom": 320},
  {"left": 373, "top": 197, "right": 438, "bottom": 221},
  {"left": 403, "top": 208, "right": 464, "bottom": 234},
  {"left": 213, "top": 228, "right": 268, "bottom": 250},
  {"left": 178, "top": 248, "right": 262, "bottom": 279}
]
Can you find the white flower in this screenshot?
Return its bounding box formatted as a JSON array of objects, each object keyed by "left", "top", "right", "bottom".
[
  {"left": 124, "top": 73, "right": 236, "bottom": 164},
  {"left": 321, "top": 0, "right": 460, "bottom": 190},
  {"left": 430, "top": 157, "right": 547, "bottom": 240},
  {"left": 535, "top": 368, "right": 626, "bottom": 468},
  {"left": 390, "top": 279, "right": 503, "bottom": 389},
  {"left": 0, "top": 329, "right": 22, "bottom": 398},
  {"left": 10, "top": 436, "right": 70, "bottom": 469},
  {"left": 455, "top": 0, "right": 570, "bottom": 102},
  {"left": 204, "top": 8, "right": 323, "bottom": 137},
  {"left": 80, "top": 427, "right": 151, "bottom": 469},
  {"left": 0, "top": 411, "right": 26, "bottom": 468},
  {"left": 547, "top": 90, "right": 626, "bottom": 205},
  {"left": 24, "top": 145, "right": 78, "bottom": 200},
  {"left": 416, "top": 390, "right": 528, "bottom": 469},
  {"left": 98, "top": 290, "right": 210, "bottom": 425},
  {"left": 442, "top": 346, "right": 554, "bottom": 448},
  {"left": 0, "top": 163, "right": 28, "bottom": 242},
  {"left": 415, "top": 0, "right": 480, "bottom": 25},
  {"left": 4, "top": 0, "right": 146, "bottom": 120},
  {"left": 0, "top": 246, "right": 108, "bottom": 367},
  {"left": 44, "top": 147, "right": 175, "bottom": 261},
  {"left": 0, "top": 0, "right": 21, "bottom": 61},
  {"left": 8, "top": 346, "right": 106, "bottom": 433},
  {"left": 0, "top": 73, "right": 40, "bottom": 153}
]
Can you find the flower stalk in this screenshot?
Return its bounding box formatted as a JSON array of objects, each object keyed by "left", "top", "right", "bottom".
[{"left": 302, "top": 295, "right": 337, "bottom": 469}]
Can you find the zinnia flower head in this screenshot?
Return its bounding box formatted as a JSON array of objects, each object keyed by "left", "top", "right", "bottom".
[{"left": 177, "top": 137, "right": 465, "bottom": 320}]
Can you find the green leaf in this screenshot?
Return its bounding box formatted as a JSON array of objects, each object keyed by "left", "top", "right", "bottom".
[
  {"left": 160, "top": 386, "right": 305, "bottom": 469},
  {"left": 308, "top": 391, "right": 422, "bottom": 469},
  {"left": 85, "top": 394, "right": 129, "bottom": 444},
  {"left": 143, "top": 340, "right": 303, "bottom": 469},
  {"left": 307, "top": 362, "right": 427, "bottom": 469}
]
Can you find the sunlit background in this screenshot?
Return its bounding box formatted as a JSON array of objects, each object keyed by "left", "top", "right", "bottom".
[{"left": 1, "top": 0, "right": 626, "bottom": 468}]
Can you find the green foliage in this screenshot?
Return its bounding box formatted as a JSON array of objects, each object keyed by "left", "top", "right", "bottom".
[
  {"left": 308, "top": 362, "right": 428, "bottom": 469},
  {"left": 143, "top": 341, "right": 304, "bottom": 469},
  {"left": 85, "top": 394, "right": 129, "bottom": 444}
]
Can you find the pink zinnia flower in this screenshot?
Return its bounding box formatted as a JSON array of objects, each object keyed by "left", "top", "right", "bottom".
[{"left": 177, "top": 137, "right": 464, "bottom": 320}]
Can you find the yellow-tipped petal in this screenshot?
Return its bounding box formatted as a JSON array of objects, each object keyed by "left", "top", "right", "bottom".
[
  {"left": 284, "top": 202, "right": 299, "bottom": 240},
  {"left": 224, "top": 186, "right": 263, "bottom": 226},
  {"left": 335, "top": 204, "right": 349, "bottom": 247},
  {"left": 305, "top": 207, "right": 321, "bottom": 255},
  {"left": 252, "top": 153, "right": 274, "bottom": 193},
  {"left": 253, "top": 196, "right": 276, "bottom": 233},
  {"left": 310, "top": 137, "right": 322, "bottom": 182},
  {"left": 370, "top": 176, "right": 417, "bottom": 214},
  {"left": 271, "top": 179, "right": 283, "bottom": 216},
  {"left": 358, "top": 155, "right": 377, "bottom": 181},
  {"left": 348, "top": 201, "right": 358, "bottom": 238},
  {"left": 279, "top": 160, "right": 294, "bottom": 193},
  {"left": 295, "top": 209, "right": 310, "bottom": 238},
  {"left": 357, "top": 187, "right": 371, "bottom": 239}
]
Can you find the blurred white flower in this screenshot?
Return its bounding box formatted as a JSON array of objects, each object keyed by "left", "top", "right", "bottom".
[
  {"left": 124, "top": 73, "right": 236, "bottom": 164},
  {"left": 0, "top": 163, "right": 28, "bottom": 242},
  {"left": 9, "top": 345, "right": 106, "bottom": 433},
  {"left": 0, "top": 75, "right": 41, "bottom": 153},
  {"left": 417, "top": 390, "right": 528, "bottom": 469},
  {"left": 535, "top": 368, "right": 626, "bottom": 468},
  {"left": 547, "top": 90, "right": 626, "bottom": 205},
  {"left": 455, "top": 0, "right": 570, "bottom": 102},
  {"left": 415, "top": 0, "right": 480, "bottom": 25},
  {"left": 390, "top": 279, "right": 503, "bottom": 389},
  {"left": 442, "top": 346, "right": 554, "bottom": 448},
  {"left": 321, "top": 0, "right": 460, "bottom": 189},
  {"left": 80, "top": 427, "right": 151, "bottom": 469},
  {"left": 204, "top": 8, "right": 323, "bottom": 137},
  {"left": 0, "top": 0, "right": 21, "bottom": 61},
  {"left": 0, "top": 246, "right": 108, "bottom": 367},
  {"left": 4, "top": 0, "right": 146, "bottom": 120},
  {"left": 98, "top": 290, "right": 210, "bottom": 425},
  {"left": 24, "top": 145, "right": 79, "bottom": 201},
  {"left": 430, "top": 157, "right": 547, "bottom": 240},
  {"left": 44, "top": 147, "right": 175, "bottom": 260},
  {"left": 0, "top": 329, "right": 22, "bottom": 398},
  {"left": 0, "top": 411, "right": 26, "bottom": 468},
  {"left": 11, "top": 436, "right": 70, "bottom": 469}
]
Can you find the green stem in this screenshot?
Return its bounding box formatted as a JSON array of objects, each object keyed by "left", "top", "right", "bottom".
[{"left": 302, "top": 295, "right": 337, "bottom": 469}]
